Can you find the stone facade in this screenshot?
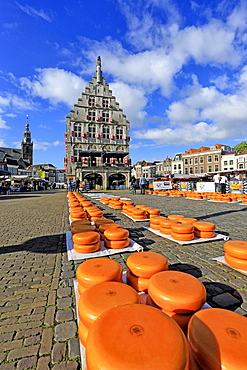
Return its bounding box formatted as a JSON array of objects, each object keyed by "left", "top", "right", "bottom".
[{"left": 65, "top": 57, "right": 130, "bottom": 190}]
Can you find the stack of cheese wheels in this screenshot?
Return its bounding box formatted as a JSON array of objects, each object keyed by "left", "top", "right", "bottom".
[
  {"left": 98, "top": 223, "right": 121, "bottom": 240},
  {"left": 94, "top": 219, "right": 114, "bottom": 232},
  {"left": 71, "top": 224, "right": 96, "bottom": 235},
  {"left": 71, "top": 220, "right": 91, "bottom": 228},
  {"left": 126, "top": 251, "right": 168, "bottom": 292},
  {"left": 224, "top": 240, "right": 247, "bottom": 271},
  {"left": 147, "top": 208, "right": 161, "bottom": 218},
  {"left": 86, "top": 304, "right": 188, "bottom": 370},
  {"left": 149, "top": 216, "right": 167, "bottom": 230},
  {"left": 131, "top": 208, "right": 147, "bottom": 220},
  {"left": 72, "top": 231, "right": 100, "bottom": 254},
  {"left": 193, "top": 221, "right": 215, "bottom": 238},
  {"left": 145, "top": 294, "right": 194, "bottom": 335},
  {"left": 167, "top": 214, "right": 185, "bottom": 221},
  {"left": 104, "top": 227, "right": 130, "bottom": 249},
  {"left": 187, "top": 308, "right": 247, "bottom": 370},
  {"left": 179, "top": 218, "right": 198, "bottom": 225},
  {"left": 76, "top": 257, "right": 123, "bottom": 295},
  {"left": 78, "top": 281, "right": 139, "bottom": 346},
  {"left": 148, "top": 271, "right": 206, "bottom": 334},
  {"left": 87, "top": 207, "right": 104, "bottom": 222},
  {"left": 170, "top": 223, "right": 194, "bottom": 241},
  {"left": 108, "top": 200, "right": 123, "bottom": 209},
  {"left": 122, "top": 200, "right": 134, "bottom": 206},
  {"left": 159, "top": 219, "right": 180, "bottom": 235}
]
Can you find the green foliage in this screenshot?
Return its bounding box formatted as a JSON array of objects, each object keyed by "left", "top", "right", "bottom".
[{"left": 234, "top": 141, "right": 247, "bottom": 153}]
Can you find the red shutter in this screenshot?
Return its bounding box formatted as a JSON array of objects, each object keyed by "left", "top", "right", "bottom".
[
  {"left": 71, "top": 131, "right": 75, "bottom": 137},
  {"left": 95, "top": 133, "right": 100, "bottom": 138},
  {"left": 81, "top": 157, "right": 86, "bottom": 163},
  {"left": 71, "top": 156, "right": 74, "bottom": 163},
  {"left": 100, "top": 133, "right": 105, "bottom": 138},
  {"left": 110, "top": 134, "right": 114, "bottom": 139},
  {"left": 122, "top": 134, "right": 127, "bottom": 140},
  {"left": 86, "top": 132, "right": 90, "bottom": 137},
  {"left": 124, "top": 157, "right": 129, "bottom": 164},
  {"left": 96, "top": 116, "right": 99, "bottom": 121},
  {"left": 81, "top": 132, "right": 85, "bottom": 138},
  {"left": 86, "top": 115, "right": 89, "bottom": 120},
  {"left": 100, "top": 116, "right": 103, "bottom": 121},
  {"left": 109, "top": 117, "right": 113, "bottom": 122},
  {"left": 110, "top": 157, "right": 114, "bottom": 164}
]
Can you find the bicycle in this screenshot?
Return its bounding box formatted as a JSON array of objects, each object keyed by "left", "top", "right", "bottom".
[{"left": 130, "top": 184, "right": 136, "bottom": 194}]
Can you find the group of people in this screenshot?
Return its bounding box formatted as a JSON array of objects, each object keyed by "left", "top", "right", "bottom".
[
  {"left": 130, "top": 176, "right": 147, "bottom": 194},
  {"left": 213, "top": 173, "right": 228, "bottom": 194}
]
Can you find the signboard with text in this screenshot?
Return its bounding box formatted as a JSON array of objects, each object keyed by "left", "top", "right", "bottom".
[
  {"left": 153, "top": 181, "right": 172, "bottom": 190},
  {"left": 196, "top": 182, "right": 215, "bottom": 192}
]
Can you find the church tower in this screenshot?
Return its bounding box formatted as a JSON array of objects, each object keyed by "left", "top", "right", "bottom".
[
  {"left": 65, "top": 57, "right": 130, "bottom": 190},
  {"left": 21, "top": 115, "right": 33, "bottom": 165}
]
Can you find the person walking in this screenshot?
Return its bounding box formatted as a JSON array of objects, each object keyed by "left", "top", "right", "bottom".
[
  {"left": 75, "top": 178, "right": 80, "bottom": 192},
  {"left": 130, "top": 176, "right": 137, "bottom": 194},
  {"left": 67, "top": 178, "right": 72, "bottom": 192},
  {"left": 139, "top": 176, "right": 147, "bottom": 194},
  {"left": 220, "top": 174, "right": 228, "bottom": 194},
  {"left": 213, "top": 173, "right": 221, "bottom": 192}
]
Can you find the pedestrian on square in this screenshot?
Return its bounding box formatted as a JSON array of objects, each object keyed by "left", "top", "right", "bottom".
[
  {"left": 213, "top": 173, "right": 221, "bottom": 192},
  {"left": 139, "top": 176, "right": 147, "bottom": 194},
  {"left": 220, "top": 174, "right": 228, "bottom": 194},
  {"left": 76, "top": 178, "right": 80, "bottom": 192},
  {"left": 67, "top": 178, "right": 72, "bottom": 192}
]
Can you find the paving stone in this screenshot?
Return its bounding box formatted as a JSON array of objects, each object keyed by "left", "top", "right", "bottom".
[
  {"left": 52, "top": 361, "right": 79, "bottom": 370},
  {"left": 36, "top": 356, "right": 50, "bottom": 370},
  {"left": 56, "top": 309, "right": 74, "bottom": 323},
  {"left": 57, "top": 298, "right": 72, "bottom": 309},
  {"left": 52, "top": 342, "right": 66, "bottom": 363},
  {"left": 68, "top": 337, "right": 80, "bottom": 359},
  {"left": 44, "top": 305, "right": 56, "bottom": 327},
  {"left": 7, "top": 344, "right": 39, "bottom": 361},
  {"left": 54, "top": 321, "right": 77, "bottom": 342},
  {"left": 0, "top": 339, "right": 23, "bottom": 352},
  {"left": 40, "top": 327, "right": 53, "bottom": 356},
  {"left": 17, "top": 356, "right": 37, "bottom": 370},
  {"left": 57, "top": 287, "right": 72, "bottom": 298},
  {"left": 0, "top": 364, "right": 17, "bottom": 370},
  {"left": 24, "top": 334, "right": 41, "bottom": 346}
]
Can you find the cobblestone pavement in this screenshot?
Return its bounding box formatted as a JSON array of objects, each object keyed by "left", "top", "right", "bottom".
[{"left": 0, "top": 189, "right": 247, "bottom": 369}]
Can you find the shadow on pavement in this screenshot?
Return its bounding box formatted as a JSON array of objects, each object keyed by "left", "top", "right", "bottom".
[
  {"left": 199, "top": 207, "right": 247, "bottom": 220},
  {"left": 0, "top": 234, "right": 67, "bottom": 255},
  {"left": 203, "top": 281, "right": 244, "bottom": 311}
]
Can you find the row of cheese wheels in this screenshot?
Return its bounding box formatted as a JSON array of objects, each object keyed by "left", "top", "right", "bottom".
[
  {"left": 224, "top": 240, "right": 247, "bottom": 271},
  {"left": 150, "top": 214, "right": 216, "bottom": 240},
  {"left": 76, "top": 255, "right": 247, "bottom": 369}
]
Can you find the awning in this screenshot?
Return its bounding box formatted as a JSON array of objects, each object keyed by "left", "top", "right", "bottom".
[{"left": 0, "top": 169, "right": 11, "bottom": 176}]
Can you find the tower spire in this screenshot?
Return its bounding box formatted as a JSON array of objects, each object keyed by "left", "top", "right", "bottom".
[{"left": 96, "top": 56, "right": 102, "bottom": 84}]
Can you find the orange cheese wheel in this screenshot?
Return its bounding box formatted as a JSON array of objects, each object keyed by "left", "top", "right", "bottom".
[
  {"left": 167, "top": 215, "right": 185, "bottom": 220},
  {"left": 159, "top": 227, "right": 172, "bottom": 235},
  {"left": 145, "top": 294, "right": 161, "bottom": 309},
  {"left": 78, "top": 281, "right": 139, "bottom": 328},
  {"left": 72, "top": 231, "right": 100, "bottom": 245},
  {"left": 148, "top": 208, "right": 161, "bottom": 215},
  {"left": 74, "top": 241, "right": 101, "bottom": 254},
  {"left": 162, "top": 309, "right": 193, "bottom": 335},
  {"left": 94, "top": 219, "right": 114, "bottom": 227},
  {"left": 132, "top": 215, "right": 147, "bottom": 220},
  {"left": 70, "top": 215, "right": 87, "bottom": 222},
  {"left": 149, "top": 216, "right": 167, "bottom": 225},
  {"left": 98, "top": 223, "right": 121, "bottom": 233},
  {"left": 76, "top": 258, "right": 122, "bottom": 289},
  {"left": 104, "top": 238, "right": 130, "bottom": 249},
  {"left": 104, "top": 228, "right": 129, "bottom": 241},
  {"left": 126, "top": 269, "right": 150, "bottom": 292},
  {"left": 171, "top": 232, "right": 194, "bottom": 241},
  {"left": 71, "top": 225, "right": 96, "bottom": 234},
  {"left": 78, "top": 319, "right": 89, "bottom": 346},
  {"left": 78, "top": 283, "right": 87, "bottom": 296},
  {"left": 223, "top": 240, "right": 247, "bottom": 260},
  {"left": 150, "top": 223, "right": 160, "bottom": 230},
  {"left": 194, "top": 230, "right": 215, "bottom": 238},
  {"left": 171, "top": 224, "right": 194, "bottom": 234},
  {"left": 179, "top": 218, "right": 198, "bottom": 225},
  {"left": 148, "top": 271, "right": 206, "bottom": 314},
  {"left": 132, "top": 209, "right": 146, "bottom": 216},
  {"left": 86, "top": 304, "right": 188, "bottom": 370},
  {"left": 159, "top": 219, "right": 180, "bottom": 228},
  {"left": 127, "top": 251, "right": 168, "bottom": 278},
  {"left": 193, "top": 221, "right": 215, "bottom": 231},
  {"left": 224, "top": 253, "right": 247, "bottom": 271},
  {"left": 187, "top": 308, "right": 247, "bottom": 370},
  {"left": 71, "top": 220, "right": 91, "bottom": 228}
]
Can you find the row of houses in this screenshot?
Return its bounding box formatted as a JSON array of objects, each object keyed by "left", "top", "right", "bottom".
[{"left": 132, "top": 144, "right": 247, "bottom": 179}]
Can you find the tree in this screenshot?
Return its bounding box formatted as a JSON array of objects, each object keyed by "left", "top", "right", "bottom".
[
  {"left": 234, "top": 141, "right": 247, "bottom": 153},
  {"left": 37, "top": 169, "right": 45, "bottom": 178}
]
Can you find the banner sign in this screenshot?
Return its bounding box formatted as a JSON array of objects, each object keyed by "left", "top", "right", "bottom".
[
  {"left": 196, "top": 182, "right": 215, "bottom": 192},
  {"left": 153, "top": 181, "right": 172, "bottom": 190}
]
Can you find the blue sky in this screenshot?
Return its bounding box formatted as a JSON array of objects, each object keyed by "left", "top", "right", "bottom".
[{"left": 1, "top": 0, "right": 247, "bottom": 168}]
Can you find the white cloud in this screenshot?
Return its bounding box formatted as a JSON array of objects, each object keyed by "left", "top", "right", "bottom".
[
  {"left": 20, "top": 68, "right": 87, "bottom": 107},
  {"left": 0, "top": 139, "right": 7, "bottom": 146},
  {"left": 110, "top": 82, "right": 147, "bottom": 127},
  {"left": 16, "top": 3, "right": 53, "bottom": 22},
  {"left": 33, "top": 140, "right": 62, "bottom": 151},
  {"left": 0, "top": 116, "right": 10, "bottom": 129}
]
